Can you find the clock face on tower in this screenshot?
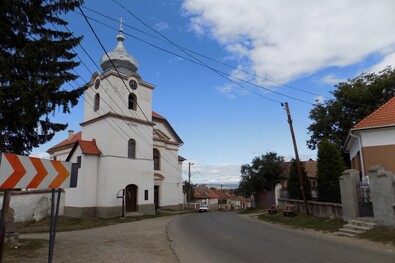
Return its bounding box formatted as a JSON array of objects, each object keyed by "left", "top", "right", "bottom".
[
  {"left": 94, "top": 79, "right": 100, "bottom": 89},
  {"left": 129, "top": 80, "right": 138, "bottom": 90}
]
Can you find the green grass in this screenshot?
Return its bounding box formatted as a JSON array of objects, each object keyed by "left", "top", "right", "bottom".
[
  {"left": 15, "top": 211, "right": 180, "bottom": 234},
  {"left": 359, "top": 226, "right": 395, "bottom": 246},
  {"left": 4, "top": 238, "right": 46, "bottom": 259},
  {"left": 258, "top": 213, "right": 345, "bottom": 233},
  {"left": 257, "top": 211, "right": 395, "bottom": 246},
  {"left": 238, "top": 208, "right": 265, "bottom": 214}
]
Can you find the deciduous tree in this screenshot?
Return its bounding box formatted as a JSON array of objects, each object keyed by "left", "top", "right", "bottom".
[
  {"left": 307, "top": 67, "right": 395, "bottom": 160},
  {"left": 0, "top": 0, "right": 85, "bottom": 154},
  {"left": 238, "top": 152, "right": 284, "bottom": 196}
]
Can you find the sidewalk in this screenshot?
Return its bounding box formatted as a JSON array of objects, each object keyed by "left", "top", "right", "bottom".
[{"left": 6, "top": 216, "right": 179, "bottom": 263}]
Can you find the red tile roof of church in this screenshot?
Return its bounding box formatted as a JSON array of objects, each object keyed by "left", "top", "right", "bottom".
[
  {"left": 78, "top": 140, "right": 101, "bottom": 155},
  {"left": 47, "top": 131, "right": 82, "bottom": 153},
  {"left": 354, "top": 96, "right": 395, "bottom": 129},
  {"left": 152, "top": 111, "right": 165, "bottom": 119}
]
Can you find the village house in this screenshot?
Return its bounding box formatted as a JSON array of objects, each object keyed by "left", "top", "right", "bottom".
[
  {"left": 344, "top": 96, "right": 395, "bottom": 176},
  {"left": 47, "top": 27, "right": 185, "bottom": 218},
  {"left": 279, "top": 159, "right": 318, "bottom": 199},
  {"left": 193, "top": 185, "right": 219, "bottom": 209}
]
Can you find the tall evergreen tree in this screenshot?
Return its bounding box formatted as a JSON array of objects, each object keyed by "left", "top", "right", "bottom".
[
  {"left": 317, "top": 140, "right": 345, "bottom": 203},
  {"left": 287, "top": 159, "right": 311, "bottom": 200},
  {"left": 0, "top": 0, "right": 85, "bottom": 154}
]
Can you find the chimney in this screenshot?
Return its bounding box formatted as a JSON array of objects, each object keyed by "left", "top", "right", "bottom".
[{"left": 68, "top": 130, "right": 74, "bottom": 141}]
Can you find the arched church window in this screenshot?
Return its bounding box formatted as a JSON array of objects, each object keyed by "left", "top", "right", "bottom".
[
  {"left": 128, "top": 139, "right": 136, "bottom": 159},
  {"left": 94, "top": 93, "right": 100, "bottom": 111},
  {"left": 128, "top": 93, "right": 137, "bottom": 111},
  {"left": 153, "top": 148, "right": 160, "bottom": 170}
]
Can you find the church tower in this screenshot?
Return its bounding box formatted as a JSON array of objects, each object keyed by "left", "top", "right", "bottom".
[
  {"left": 48, "top": 19, "right": 184, "bottom": 219},
  {"left": 77, "top": 21, "right": 156, "bottom": 217}
]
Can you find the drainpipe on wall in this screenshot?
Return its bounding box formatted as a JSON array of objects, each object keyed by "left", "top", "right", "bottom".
[{"left": 349, "top": 130, "right": 365, "bottom": 177}]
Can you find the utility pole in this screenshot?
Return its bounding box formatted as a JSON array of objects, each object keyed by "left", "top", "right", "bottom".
[
  {"left": 188, "top": 162, "right": 194, "bottom": 202},
  {"left": 282, "top": 102, "right": 310, "bottom": 215}
]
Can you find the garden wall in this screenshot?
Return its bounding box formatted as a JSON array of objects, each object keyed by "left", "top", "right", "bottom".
[
  {"left": 278, "top": 198, "right": 342, "bottom": 219},
  {"left": 0, "top": 190, "right": 65, "bottom": 222}
]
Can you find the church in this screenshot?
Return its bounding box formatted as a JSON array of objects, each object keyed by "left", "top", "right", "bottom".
[{"left": 47, "top": 25, "right": 185, "bottom": 218}]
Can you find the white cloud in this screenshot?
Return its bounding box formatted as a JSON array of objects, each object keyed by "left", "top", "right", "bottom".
[
  {"left": 368, "top": 51, "right": 395, "bottom": 73},
  {"left": 155, "top": 22, "right": 170, "bottom": 31},
  {"left": 29, "top": 152, "right": 50, "bottom": 159},
  {"left": 182, "top": 0, "right": 395, "bottom": 85},
  {"left": 169, "top": 57, "right": 183, "bottom": 64},
  {"left": 320, "top": 74, "right": 346, "bottom": 85},
  {"left": 182, "top": 161, "right": 241, "bottom": 185},
  {"left": 314, "top": 96, "right": 325, "bottom": 104}
]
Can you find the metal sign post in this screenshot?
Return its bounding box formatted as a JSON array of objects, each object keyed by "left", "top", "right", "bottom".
[
  {"left": 0, "top": 190, "right": 11, "bottom": 263},
  {"left": 0, "top": 153, "right": 78, "bottom": 263}
]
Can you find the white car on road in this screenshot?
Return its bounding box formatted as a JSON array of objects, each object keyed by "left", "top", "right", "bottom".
[{"left": 199, "top": 204, "right": 209, "bottom": 213}]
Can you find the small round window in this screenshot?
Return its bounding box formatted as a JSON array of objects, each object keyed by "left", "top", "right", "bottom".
[{"left": 94, "top": 79, "right": 100, "bottom": 89}]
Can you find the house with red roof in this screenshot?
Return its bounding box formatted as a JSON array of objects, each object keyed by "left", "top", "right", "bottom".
[
  {"left": 345, "top": 96, "right": 395, "bottom": 176},
  {"left": 194, "top": 185, "right": 219, "bottom": 209},
  {"left": 279, "top": 159, "right": 318, "bottom": 199},
  {"left": 46, "top": 28, "right": 185, "bottom": 218}
]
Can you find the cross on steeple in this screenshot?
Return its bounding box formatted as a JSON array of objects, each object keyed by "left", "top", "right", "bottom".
[{"left": 119, "top": 17, "right": 123, "bottom": 33}]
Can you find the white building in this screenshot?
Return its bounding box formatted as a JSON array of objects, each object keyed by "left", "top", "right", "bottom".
[{"left": 47, "top": 27, "right": 185, "bottom": 218}]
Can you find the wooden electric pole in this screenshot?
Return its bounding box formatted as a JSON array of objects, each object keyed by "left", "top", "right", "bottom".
[
  {"left": 188, "top": 162, "right": 194, "bottom": 202},
  {"left": 283, "top": 102, "right": 310, "bottom": 215}
]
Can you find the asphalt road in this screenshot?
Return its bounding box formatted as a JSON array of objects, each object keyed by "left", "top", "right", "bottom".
[{"left": 168, "top": 212, "right": 395, "bottom": 263}]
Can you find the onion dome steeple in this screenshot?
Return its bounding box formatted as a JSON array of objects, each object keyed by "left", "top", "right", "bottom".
[{"left": 100, "top": 17, "right": 139, "bottom": 75}]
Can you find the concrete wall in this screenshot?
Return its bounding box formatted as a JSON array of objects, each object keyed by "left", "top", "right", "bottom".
[
  {"left": 368, "top": 166, "right": 395, "bottom": 226},
  {"left": 1, "top": 190, "right": 65, "bottom": 222},
  {"left": 339, "top": 169, "right": 360, "bottom": 221},
  {"left": 278, "top": 198, "right": 343, "bottom": 219}
]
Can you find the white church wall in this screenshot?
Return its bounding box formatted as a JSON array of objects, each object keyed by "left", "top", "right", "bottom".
[
  {"left": 155, "top": 146, "right": 183, "bottom": 208},
  {"left": 82, "top": 115, "right": 153, "bottom": 160},
  {"left": 52, "top": 148, "right": 72, "bottom": 162},
  {"left": 84, "top": 74, "right": 153, "bottom": 124},
  {"left": 64, "top": 149, "right": 99, "bottom": 208},
  {"left": 96, "top": 156, "right": 154, "bottom": 208},
  {"left": 153, "top": 121, "right": 178, "bottom": 144}
]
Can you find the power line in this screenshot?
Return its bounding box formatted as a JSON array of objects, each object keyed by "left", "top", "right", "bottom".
[
  {"left": 51, "top": 18, "right": 184, "bottom": 178},
  {"left": 73, "top": 8, "right": 314, "bottom": 105},
  {"left": 109, "top": 1, "right": 320, "bottom": 99}
]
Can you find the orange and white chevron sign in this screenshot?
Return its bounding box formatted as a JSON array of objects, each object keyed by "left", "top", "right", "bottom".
[{"left": 0, "top": 153, "right": 78, "bottom": 189}]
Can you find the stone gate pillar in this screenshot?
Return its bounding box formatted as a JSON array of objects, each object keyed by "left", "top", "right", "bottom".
[
  {"left": 339, "top": 169, "right": 360, "bottom": 221},
  {"left": 368, "top": 166, "right": 395, "bottom": 226}
]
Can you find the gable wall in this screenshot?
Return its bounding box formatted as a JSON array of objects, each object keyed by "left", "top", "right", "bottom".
[{"left": 65, "top": 148, "right": 99, "bottom": 209}]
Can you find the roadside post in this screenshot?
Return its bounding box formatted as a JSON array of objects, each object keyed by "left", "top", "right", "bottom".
[
  {"left": 0, "top": 153, "right": 78, "bottom": 263},
  {"left": 117, "top": 188, "right": 131, "bottom": 219}
]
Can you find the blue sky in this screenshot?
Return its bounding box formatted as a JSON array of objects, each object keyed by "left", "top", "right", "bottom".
[{"left": 31, "top": 0, "right": 395, "bottom": 186}]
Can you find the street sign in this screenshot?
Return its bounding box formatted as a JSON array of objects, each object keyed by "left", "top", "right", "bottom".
[{"left": 0, "top": 153, "right": 78, "bottom": 189}]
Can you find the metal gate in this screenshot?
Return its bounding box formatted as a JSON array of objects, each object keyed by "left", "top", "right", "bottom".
[{"left": 357, "top": 183, "right": 374, "bottom": 217}]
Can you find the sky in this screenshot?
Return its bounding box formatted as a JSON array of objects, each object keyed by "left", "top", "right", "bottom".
[{"left": 31, "top": 0, "right": 395, "bottom": 187}]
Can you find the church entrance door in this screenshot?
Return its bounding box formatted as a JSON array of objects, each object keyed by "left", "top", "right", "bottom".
[
  {"left": 154, "top": 185, "right": 160, "bottom": 210},
  {"left": 125, "top": 184, "right": 137, "bottom": 212}
]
